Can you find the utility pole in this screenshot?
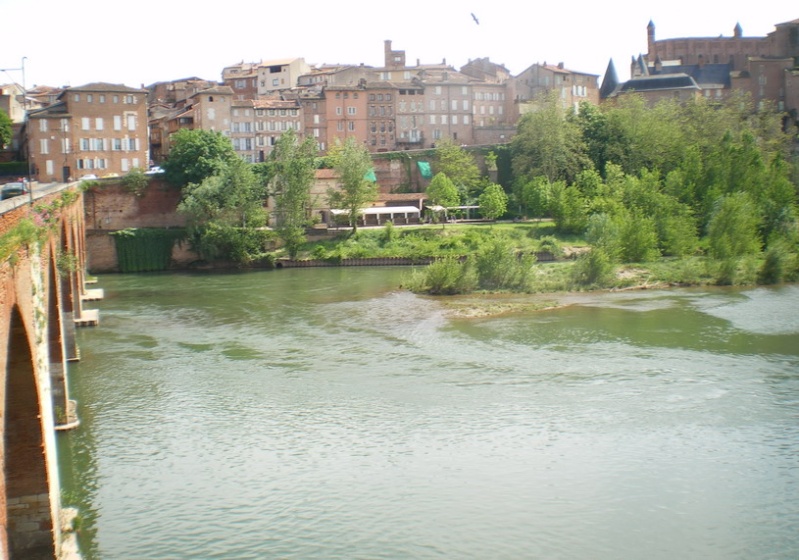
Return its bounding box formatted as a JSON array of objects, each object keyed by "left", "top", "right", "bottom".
[{"left": 1, "top": 57, "right": 32, "bottom": 201}]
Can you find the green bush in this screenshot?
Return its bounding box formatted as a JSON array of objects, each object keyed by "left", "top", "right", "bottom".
[
  {"left": 475, "top": 237, "right": 535, "bottom": 291},
  {"left": 572, "top": 247, "right": 615, "bottom": 287},
  {"left": 758, "top": 240, "right": 795, "bottom": 284},
  {"left": 404, "top": 256, "right": 477, "bottom": 295}
]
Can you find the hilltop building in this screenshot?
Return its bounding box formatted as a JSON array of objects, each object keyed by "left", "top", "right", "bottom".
[{"left": 600, "top": 18, "right": 799, "bottom": 129}]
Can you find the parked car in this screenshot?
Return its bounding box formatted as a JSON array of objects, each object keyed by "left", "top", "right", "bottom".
[{"left": 1, "top": 181, "right": 29, "bottom": 200}]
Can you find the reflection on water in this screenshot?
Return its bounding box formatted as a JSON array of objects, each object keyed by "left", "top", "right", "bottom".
[{"left": 59, "top": 270, "right": 799, "bottom": 559}]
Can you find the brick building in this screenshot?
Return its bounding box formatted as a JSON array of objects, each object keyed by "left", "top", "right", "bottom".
[
  {"left": 602, "top": 17, "right": 799, "bottom": 125},
  {"left": 26, "top": 83, "right": 148, "bottom": 182}
]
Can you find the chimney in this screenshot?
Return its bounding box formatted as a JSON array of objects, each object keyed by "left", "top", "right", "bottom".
[{"left": 558, "top": 62, "right": 564, "bottom": 69}]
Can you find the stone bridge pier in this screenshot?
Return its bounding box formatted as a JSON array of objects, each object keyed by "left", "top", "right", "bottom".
[{"left": 1, "top": 185, "right": 94, "bottom": 559}]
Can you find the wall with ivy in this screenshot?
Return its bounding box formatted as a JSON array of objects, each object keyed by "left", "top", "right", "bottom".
[{"left": 110, "top": 228, "right": 186, "bottom": 273}]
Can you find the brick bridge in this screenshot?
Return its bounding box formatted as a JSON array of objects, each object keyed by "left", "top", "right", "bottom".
[{"left": 1, "top": 182, "right": 93, "bottom": 559}]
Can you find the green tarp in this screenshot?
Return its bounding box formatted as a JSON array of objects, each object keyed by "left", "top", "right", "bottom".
[
  {"left": 364, "top": 169, "right": 377, "bottom": 182},
  {"left": 417, "top": 161, "right": 432, "bottom": 179}
]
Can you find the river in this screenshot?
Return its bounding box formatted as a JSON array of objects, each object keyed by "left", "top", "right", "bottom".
[{"left": 58, "top": 267, "right": 799, "bottom": 559}]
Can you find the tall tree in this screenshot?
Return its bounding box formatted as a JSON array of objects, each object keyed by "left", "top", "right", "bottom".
[
  {"left": 434, "top": 140, "right": 481, "bottom": 201},
  {"left": 326, "top": 136, "right": 377, "bottom": 233},
  {"left": 0, "top": 109, "right": 12, "bottom": 149},
  {"left": 163, "top": 129, "right": 239, "bottom": 188},
  {"left": 178, "top": 158, "right": 268, "bottom": 262},
  {"left": 270, "top": 129, "right": 318, "bottom": 258},
  {"left": 426, "top": 172, "right": 460, "bottom": 208},
  {"left": 478, "top": 183, "right": 509, "bottom": 221},
  {"left": 707, "top": 192, "right": 762, "bottom": 261},
  {"left": 510, "top": 92, "right": 591, "bottom": 184}
]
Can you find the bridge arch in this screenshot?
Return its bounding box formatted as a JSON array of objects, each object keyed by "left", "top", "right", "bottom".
[{"left": 3, "top": 304, "right": 57, "bottom": 558}]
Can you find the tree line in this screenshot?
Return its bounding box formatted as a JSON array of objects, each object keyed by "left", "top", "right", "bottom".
[{"left": 508, "top": 91, "right": 798, "bottom": 285}]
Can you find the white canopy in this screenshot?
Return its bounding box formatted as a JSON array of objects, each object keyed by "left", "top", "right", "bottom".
[{"left": 331, "top": 206, "right": 421, "bottom": 216}]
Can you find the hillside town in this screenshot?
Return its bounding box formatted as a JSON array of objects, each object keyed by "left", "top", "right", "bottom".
[{"left": 1, "top": 17, "right": 798, "bottom": 184}]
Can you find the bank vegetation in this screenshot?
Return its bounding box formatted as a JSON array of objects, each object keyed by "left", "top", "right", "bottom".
[{"left": 118, "top": 91, "right": 799, "bottom": 295}]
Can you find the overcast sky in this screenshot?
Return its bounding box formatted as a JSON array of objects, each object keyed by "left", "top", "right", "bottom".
[{"left": 2, "top": 1, "right": 796, "bottom": 90}]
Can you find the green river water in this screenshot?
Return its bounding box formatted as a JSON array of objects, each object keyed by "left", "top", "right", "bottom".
[{"left": 57, "top": 267, "right": 799, "bottom": 559}]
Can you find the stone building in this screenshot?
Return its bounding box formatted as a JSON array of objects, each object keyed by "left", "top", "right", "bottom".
[
  {"left": 511, "top": 62, "right": 600, "bottom": 113},
  {"left": 26, "top": 83, "right": 149, "bottom": 182}
]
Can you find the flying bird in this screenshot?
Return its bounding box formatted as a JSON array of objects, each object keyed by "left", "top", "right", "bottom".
[{"left": 471, "top": 12, "right": 479, "bottom": 25}]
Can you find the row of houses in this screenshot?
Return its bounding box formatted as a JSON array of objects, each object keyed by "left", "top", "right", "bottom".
[
  {"left": 3, "top": 17, "right": 798, "bottom": 184},
  {"left": 2, "top": 38, "right": 600, "bottom": 183}
]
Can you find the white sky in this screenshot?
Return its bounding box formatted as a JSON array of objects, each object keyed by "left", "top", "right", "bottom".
[{"left": 2, "top": 0, "right": 796, "bottom": 90}]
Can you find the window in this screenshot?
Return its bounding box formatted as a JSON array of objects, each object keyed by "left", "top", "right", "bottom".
[
  {"left": 40, "top": 139, "right": 49, "bottom": 154},
  {"left": 46, "top": 160, "right": 54, "bottom": 176},
  {"left": 129, "top": 138, "right": 137, "bottom": 150},
  {"left": 127, "top": 115, "right": 136, "bottom": 131},
  {"left": 112, "top": 95, "right": 119, "bottom": 103},
  {"left": 60, "top": 119, "right": 69, "bottom": 132},
  {"left": 99, "top": 94, "right": 105, "bottom": 103},
  {"left": 82, "top": 117, "right": 90, "bottom": 130},
  {"left": 348, "top": 122, "right": 355, "bottom": 131},
  {"left": 39, "top": 119, "right": 48, "bottom": 132},
  {"left": 336, "top": 107, "right": 342, "bottom": 115},
  {"left": 313, "top": 114, "right": 320, "bottom": 124},
  {"left": 272, "top": 79, "right": 279, "bottom": 86},
  {"left": 113, "top": 138, "right": 122, "bottom": 151},
  {"left": 462, "top": 100, "right": 469, "bottom": 111},
  {"left": 451, "top": 99, "right": 457, "bottom": 111},
  {"left": 95, "top": 117, "right": 104, "bottom": 130},
  {"left": 73, "top": 94, "right": 80, "bottom": 102},
  {"left": 347, "top": 107, "right": 356, "bottom": 115},
  {"left": 87, "top": 94, "right": 93, "bottom": 103},
  {"left": 114, "top": 116, "right": 122, "bottom": 130},
  {"left": 80, "top": 138, "right": 90, "bottom": 150},
  {"left": 337, "top": 122, "right": 344, "bottom": 131},
  {"left": 386, "top": 94, "right": 391, "bottom": 101},
  {"left": 61, "top": 138, "right": 70, "bottom": 154},
  {"left": 435, "top": 86, "right": 442, "bottom": 95}
]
